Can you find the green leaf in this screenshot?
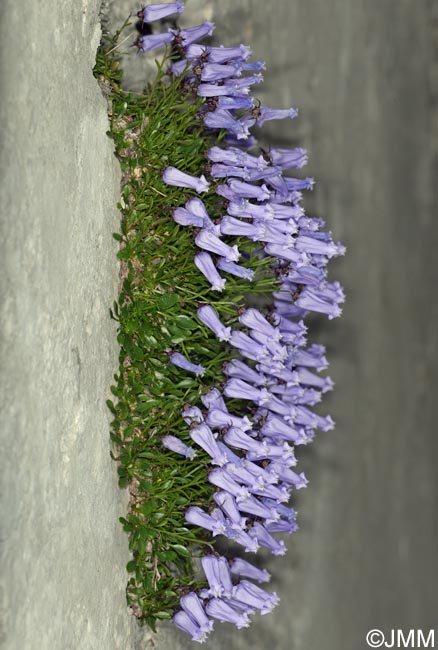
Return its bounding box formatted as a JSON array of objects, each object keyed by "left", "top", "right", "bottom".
[
  {"left": 171, "top": 544, "right": 190, "bottom": 558},
  {"left": 175, "top": 315, "right": 197, "bottom": 330},
  {"left": 156, "top": 294, "right": 178, "bottom": 310}
]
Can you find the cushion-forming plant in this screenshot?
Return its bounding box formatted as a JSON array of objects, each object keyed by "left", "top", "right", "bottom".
[{"left": 96, "top": 1, "right": 345, "bottom": 642}]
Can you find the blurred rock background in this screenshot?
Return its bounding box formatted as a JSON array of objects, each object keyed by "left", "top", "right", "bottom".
[{"left": 1, "top": 1, "right": 437, "bottom": 649}]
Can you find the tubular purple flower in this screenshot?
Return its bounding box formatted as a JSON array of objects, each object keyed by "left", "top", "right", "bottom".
[
  {"left": 216, "top": 258, "right": 255, "bottom": 281},
  {"left": 214, "top": 491, "right": 247, "bottom": 531},
  {"left": 182, "top": 405, "right": 204, "bottom": 425},
  {"left": 170, "top": 58, "right": 193, "bottom": 77},
  {"left": 185, "top": 506, "right": 227, "bottom": 536},
  {"left": 239, "top": 308, "right": 280, "bottom": 340},
  {"left": 283, "top": 176, "right": 315, "bottom": 192},
  {"left": 137, "top": 31, "right": 175, "bottom": 52},
  {"left": 295, "top": 235, "right": 338, "bottom": 257},
  {"left": 206, "top": 407, "right": 253, "bottom": 431},
  {"left": 178, "top": 22, "right": 215, "bottom": 46},
  {"left": 227, "top": 200, "right": 274, "bottom": 220},
  {"left": 217, "top": 95, "right": 255, "bottom": 110},
  {"left": 197, "top": 305, "right": 231, "bottom": 342},
  {"left": 186, "top": 197, "right": 220, "bottom": 235},
  {"left": 163, "top": 166, "right": 210, "bottom": 193},
  {"left": 296, "top": 289, "right": 342, "bottom": 319},
  {"left": 249, "top": 522, "right": 286, "bottom": 556},
  {"left": 208, "top": 468, "right": 251, "bottom": 502},
  {"left": 162, "top": 435, "right": 196, "bottom": 459},
  {"left": 173, "top": 610, "right": 209, "bottom": 643},
  {"left": 205, "top": 598, "right": 250, "bottom": 629},
  {"left": 210, "top": 164, "right": 250, "bottom": 180},
  {"left": 223, "top": 378, "right": 264, "bottom": 404},
  {"left": 170, "top": 352, "right": 205, "bottom": 377},
  {"left": 190, "top": 423, "right": 228, "bottom": 465},
  {"left": 269, "top": 147, "right": 308, "bottom": 169},
  {"left": 224, "top": 427, "right": 266, "bottom": 455},
  {"left": 289, "top": 344, "right": 328, "bottom": 371},
  {"left": 217, "top": 556, "right": 234, "bottom": 597},
  {"left": 194, "top": 252, "right": 226, "bottom": 291},
  {"left": 201, "top": 387, "right": 227, "bottom": 411},
  {"left": 201, "top": 62, "right": 242, "bottom": 82},
  {"left": 195, "top": 230, "right": 240, "bottom": 262},
  {"left": 139, "top": 2, "right": 184, "bottom": 23},
  {"left": 232, "top": 581, "right": 279, "bottom": 615},
  {"left": 223, "top": 359, "right": 267, "bottom": 386},
  {"left": 204, "top": 109, "right": 250, "bottom": 140},
  {"left": 264, "top": 243, "right": 307, "bottom": 266},
  {"left": 203, "top": 44, "right": 252, "bottom": 63},
  {"left": 197, "top": 83, "right": 248, "bottom": 97},
  {"left": 223, "top": 73, "right": 263, "bottom": 91},
  {"left": 227, "top": 179, "right": 271, "bottom": 202},
  {"left": 295, "top": 367, "right": 334, "bottom": 392},
  {"left": 266, "top": 520, "right": 299, "bottom": 534},
  {"left": 173, "top": 206, "right": 204, "bottom": 227},
  {"left": 261, "top": 498, "right": 297, "bottom": 522},
  {"left": 260, "top": 415, "right": 303, "bottom": 443},
  {"left": 268, "top": 464, "right": 308, "bottom": 490},
  {"left": 201, "top": 555, "right": 225, "bottom": 598},
  {"left": 256, "top": 106, "right": 298, "bottom": 126},
  {"left": 220, "top": 216, "right": 265, "bottom": 241},
  {"left": 230, "top": 558, "right": 271, "bottom": 583},
  {"left": 180, "top": 593, "right": 214, "bottom": 635},
  {"left": 237, "top": 495, "right": 275, "bottom": 519}
]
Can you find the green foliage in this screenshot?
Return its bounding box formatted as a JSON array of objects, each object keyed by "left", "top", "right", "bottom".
[{"left": 94, "top": 25, "right": 278, "bottom": 627}]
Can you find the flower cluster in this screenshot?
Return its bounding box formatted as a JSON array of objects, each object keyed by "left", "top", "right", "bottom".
[{"left": 136, "top": 2, "right": 345, "bottom": 642}]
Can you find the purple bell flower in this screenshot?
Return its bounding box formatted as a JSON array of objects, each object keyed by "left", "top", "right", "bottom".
[
  {"left": 232, "top": 580, "right": 279, "bottom": 615},
  {"left": 163, "top": 166, "right": 210, "bottom": 193},
  {"left": 195, "top": 230, "right": 240, "bottom": 262},
  {"left": 186, "top": 197, "right": 220, "bottom": 235},
  {"left": 201, "top": 62, "right": 242, "bottom": 82},
  {"left": 249, "top": 522, "right": 286, "bottom": 556},
  {"left": 269, "top": 147, "right": 308, "bottom": 169},
  {"left": 217, "top": 95, "right": 255, "bottom": 110},
  {"left": 210, "top": 164, "right": 250, "bottom": 180},
  {"left": 230, "top": 558, "right": 271, "bottom": 583},
  {"left": 203, "top": 44, "right": 252, "bottom": 63},
  {"left": 173, "top": 206, "right": 204, "bottom": 227},
  {"left": 197, "top": 305, "right": 231, "bottom": 341},
  {"left": 138, "top": 2, "right": 184, "bottom": 23},
  {"left": 201, "top": 555, "right": 225, "bottom": 598},
  {"left": 203, "top": 109, "right": 251, "bottom": 140},
  {"left": 206, "top": 407, "right": 253, "bottom": 431},
  {"left": 190, "top": 423, "right": 228, "bottom": 465},
  {"left": 194, "top": 252, "right": 226, "bottom": 291},
  {"left": 185, "top": 506, "right": 227, "bottom": 536},
  {"left": 178, "top": 22, "right": 215, "bottom": 46},
  {"left": 197, "top": 83, "right": 248, "bottom": 97},
  {"left": 227, "top": 179, "right": 271, "bottom": 202},
  {"left": 266, "top": 519, "right": 299, "bottom": 534},
  {"left": 220, "top": 216, "right": 266, "bottom": 241},
  {"left": 201, "top": 387, "right": 227, "bottom": 411},
  {"left": 296, "top": 289, "right": 342, "bottom": 319},
  {"left": 223, "top": 359, "right": 267, "bottom": 386},
  {"left": 173, "top": 610, "right": 209, "bottom": 643},
  {"left": 214, "top": 491, "right": 247, "bottom": 532},
  {"left": 283, "top": 176, "right": 315, "bottom": 191},
  {"left": 208, "top": 468, "right": 251, "bottom": 502},
  {"left": 170, "top": 352, "right": 205, "bottom": 376},
  {"left": 205, "top": 598, "right": 250, "bottom": 629},
  {"left": 239, "top": 308, "right": 280, "bottom": 340},
  {"left": 180, "top": 593, "right": 214, "bottom": 635},
  {"left": 136, "top": 31, "right": 175, "bottom": 52},
  {"left": 256, "top": 106, "right": 298, "bottom": 126},
  {"left": 216, "top": 258, "right": 255, "bottom": 280},
  {"left": 162, "top": 435, "right": 196, "bottom": 459},
  {"left": 182, "top": 405, "right": 204, "bottom": 425}
]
